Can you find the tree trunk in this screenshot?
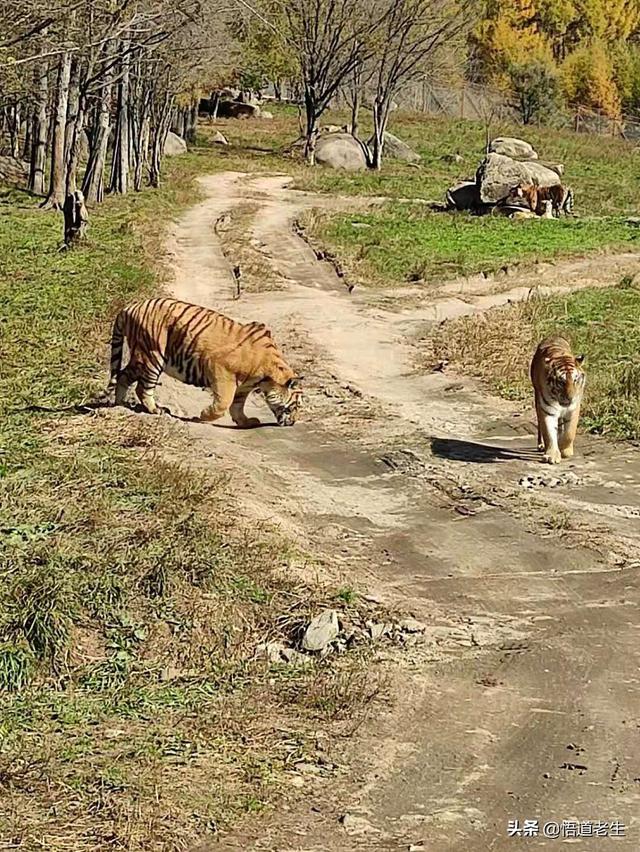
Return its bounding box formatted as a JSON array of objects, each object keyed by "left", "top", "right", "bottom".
[
  {"left": 42, "top": 50, "right": 72, "bottom": 209},
  {"left": 29, "top": 61, "right": 49, "bottom": 195},
  {"left": 8, "top": 103, "right": 21, "bottom": 159},
  {"left": 109, "top": 42, "right": 130, "bottom": 195},
  {"left": 66, "top": 90, "right": 86, "bottom": 195},
  {"left": 351, "top": 87, "right": 360, "bottom": 139},
  {"left": 62, "top": 189, "right": 89, "bottom": 248},
  {"left": 370, "top": 97, "right": 391, "bottom": 170},
  {"left": 274, "top": 79, "right": 282, "bottom": 101},
  {"left": 303, "top": 88, "right": 318, "bottom": 164},
  {"left": 148, "top": 93, "right": 172, "bottom": 188},
  {"left": 64, "top": 60, "right": 80, "bottom": 166},
  {"left": 185, "top": 102, "right": 197, "bottom": 145},
  {"left": 82, "top": 81, "right": 112, "bottom": 204}
]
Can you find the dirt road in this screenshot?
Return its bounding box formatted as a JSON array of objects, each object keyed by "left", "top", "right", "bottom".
[{"left": 158, "top": 173, "right": 640, "bottom": 851}]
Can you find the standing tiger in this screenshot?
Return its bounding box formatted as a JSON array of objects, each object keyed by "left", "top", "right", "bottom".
[
  {"left": 510, "top": 183, "right": 574, "bottom": 217},
  {"left": 107, "top": 298, "right": 302, "bottom": 427},
  {"left": 530, "top": 336, "right": 585, "bottom": 465}
]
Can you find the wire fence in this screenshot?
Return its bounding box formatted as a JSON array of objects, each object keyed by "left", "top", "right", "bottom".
[{"left": 391, "top": 80, "right": 640, "bottom": 142}]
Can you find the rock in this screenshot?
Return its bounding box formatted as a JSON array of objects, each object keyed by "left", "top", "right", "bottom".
[
  {"left": 164, "top": 131, "right": 187, "bottom": 155},
  {"left": 302, "top": 609, "right": 340, "bottom": 651},
  {"left": 260, "top": 110, "right": 273, "bottom": 120},
  {"left": 212, "top": 130, "right": 228, "bottom": 145},
  {"left": 477, "top": 153, "right": 564, "bottom": 204},
  {"left": 257, "top": 641, "right": 308, "bottom": 665},
  {"left": 321, "top": 124, "right": 344, "bottom": 134},
  {"left": 488, "top": 136, "right": 538, "bottom": 160},
  {"left": 398, "top": 617, "right": 426, "bottom": 634},
  {"left": 446, "top": 180, "right": 481, "bottom": 211},
  {"left": 217, "top": 100, "right": 260, "bottom": 119},
  {"left": 381, "top": 132, "right": 421, "bottom": 163},
  {"left": 341, "top": 813, "right": 380, "bottom": 836},
  {"left": 315, "top": 133, "right": 367, "bottom": 171},
  {"left": 442, "top": 153, "right": 464, "bottom": 164},
  {"left": 369, "top": 622, "right": 390, "bottom": 641}
]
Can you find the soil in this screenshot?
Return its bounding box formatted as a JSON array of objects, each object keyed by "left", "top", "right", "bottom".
[{"left": 143, "top": 173, "right": 640, "bottom": 850}]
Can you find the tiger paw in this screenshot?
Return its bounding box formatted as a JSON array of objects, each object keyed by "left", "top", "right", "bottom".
[
  {"left": 560, "top": 446, "right": 574, "bottom": 459},
  {"left": 237, "top": 417, "right": 261, "bottom": 429},
  {"left": 543, "top": 449, "right": 562, "bottom": 465}
]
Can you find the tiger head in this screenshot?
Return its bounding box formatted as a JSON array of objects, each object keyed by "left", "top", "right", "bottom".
[
  {"left": 546, "top": 355, "right": 586, "bottom": 406},
  {"left": 259, "top": 375, "right": 304, "bottom": 426}
]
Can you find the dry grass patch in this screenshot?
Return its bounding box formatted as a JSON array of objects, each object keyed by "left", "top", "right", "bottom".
[{"left": 423, "top": 281, "right": 640, "bottom": 440}]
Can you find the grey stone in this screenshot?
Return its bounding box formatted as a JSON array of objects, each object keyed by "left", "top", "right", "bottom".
[
  {"left": 398, "top": 617, "right": 426, "bottom": 633},
  {"left": 341, "top": 813, "right": 380, "bottom": 835},
  {"left": 446, "top": 180, "right": 481, "bottom": 211},
  {"left": 477, "top": 153, "right": 564, "bottom": 204},
  {"left": 256, "top": 641, "right": 308, "bottom": 665},
  {"left": 302, "top": 609, "right": 340, "bottom": 651},
  {"left": 260, "top": 110, "right": 273, "bottom": 119},
  {"left": 488, "top": 136, "right": 538, "bottom": 160},
  {"left": 315, "top": 133, "right": 367, "bottom": 171},
  {"left": 164, "top": 131, "right": 187, "bottom": 155},
  {"left": 381, "top": 131, "right": 421, "bottom": 163},
  {"left": 369, "top": 622, "right": 390, "bottom": 641},
  {"left": 212, "top": 130, "right": 228, "bottom": 145},
  {"left": 442, "top": 153, "right": 464, "bottom": 164}
]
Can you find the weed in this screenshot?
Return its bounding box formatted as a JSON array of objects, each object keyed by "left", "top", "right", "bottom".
[{"left": 0, "top": 643, "right": 34, "bottom": 692}]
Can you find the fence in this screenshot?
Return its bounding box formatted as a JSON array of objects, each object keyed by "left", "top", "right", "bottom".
[{"left": 390, "top": 79, "right": 640, "bottom": 142}]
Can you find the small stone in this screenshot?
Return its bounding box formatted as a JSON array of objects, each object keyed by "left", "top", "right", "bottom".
[
  {"left": 398, "top": 617, "right": 426, "bottom": 634},
  {"left": 340, "top": 813, "right": 379, "bottom": 836},
  {"left": 303, "top": 609, "right": 340, "bottom": 651},
  {"left": 212, "top": 130, "right": 228, "bottom": 145},
  {"left": 369, "top": 622, "right": 390, "bottom": 641}
]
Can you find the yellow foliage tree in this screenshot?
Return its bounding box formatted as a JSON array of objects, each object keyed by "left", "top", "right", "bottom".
[{"left": 562, "top": 40, "right": 622, "bottom": 117}]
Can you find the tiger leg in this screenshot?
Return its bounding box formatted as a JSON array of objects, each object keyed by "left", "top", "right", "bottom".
[
  {"left": 534, "top": 393, "right": 544, "bottom": 451},
  {"left": 115, "top": 363, "right": 138, "bottom": 407},
  {"left": 229, "top": 389, "right": 261, "bottom": 429},
  {"left": 540, "top": 412, "right": 561, "bottom": 464},
  {"left": 559, "top": 406, "right": 580, "bottom": 459},
  {"left": 199, "top": 371, "right": 236, "bottom": 423}
]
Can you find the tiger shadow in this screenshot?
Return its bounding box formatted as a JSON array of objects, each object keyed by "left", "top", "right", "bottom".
[{"left": 430, "top": 436, "right": 538, "bottom": 464}]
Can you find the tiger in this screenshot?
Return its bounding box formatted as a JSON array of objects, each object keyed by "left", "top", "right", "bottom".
[
  {"left": 530, "top": 335, "right": 585, "bottom": 465},
  {"left": 510, "top": 183, "right": 574, "bottom": 217},
  {"left": 106, "top": 298, "right": 303, "bottom": 427}
]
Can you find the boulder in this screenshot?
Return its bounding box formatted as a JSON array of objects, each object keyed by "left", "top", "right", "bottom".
[
  {"left": 488, "top": 136, "right": 538, "bottom": 160},
  {"left": 302, "top": 609, "right": 339, "bottom": 651},
  {"left": 217, "top": 100, "right": 260, "bottom": 119},
  {"left": 320, "top": 124, "right": 344, "bottom": 134},
  {"left": 477, "top": 153, "right": 563, "bottom": 204},
  {"left": 260, "top": 110, "right": 274, "bottom": 119},
  {"left": 381, "top": 131, "right": 421, "bottom": 163},
  {"left": 164, "top": 131, "right": 187, "bottom": 156},
  {"left": 212, "top": 130, "right": 228, "bottom": 145},
  {"left": 315, "top": 133, "right": 367, "bottom": 171},
  {"left": 446, "top": 180, "right": 481, "bottom": 211}
]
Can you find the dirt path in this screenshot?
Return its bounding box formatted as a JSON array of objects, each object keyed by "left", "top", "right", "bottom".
[{"left": 158, "top": 173, "right": 640, "bottom": 851}]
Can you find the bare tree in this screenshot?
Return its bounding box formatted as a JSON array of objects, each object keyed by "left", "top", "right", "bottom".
[
  {"left": 279, "top": 0, "right": 383, "bottom": 162},
  {"left": 368, "top": 0, "right": 470, "bottom": 169}
]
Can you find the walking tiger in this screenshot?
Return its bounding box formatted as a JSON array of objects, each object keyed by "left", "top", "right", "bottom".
[
  {"left": 530, "top": 336, "right": 585, "bottom": 465},
  {"left": 107, "top": 298, "right": 302, "bottom": 427}
]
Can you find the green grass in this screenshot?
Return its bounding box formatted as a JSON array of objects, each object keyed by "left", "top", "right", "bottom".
[
  {"left": 208, "top": 105, "right": 640, "bottom": 284},
  {"left": 312, "top": 205, "right": 638, "bottom": 284},
  {"left": 427, "top": 280, "right": 640, "bottom": 440},
  {"left": 0, "top": 152, "right": 377, "bottom": 849}
]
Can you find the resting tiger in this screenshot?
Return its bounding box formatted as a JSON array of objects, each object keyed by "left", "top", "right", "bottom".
[
  {"left": 107, "top": 298, "right": 302, "bottom": 427},
  {"left": 530, "top": 335, "right": 585, "bottom": 465},
  {"left": 510, "top": 183, "right": 574, "bottom": 217}
]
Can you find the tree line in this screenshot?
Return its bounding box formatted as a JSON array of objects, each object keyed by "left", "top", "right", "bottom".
[{"left": 0, "top": 1, "right": 227, "bottom": 210}]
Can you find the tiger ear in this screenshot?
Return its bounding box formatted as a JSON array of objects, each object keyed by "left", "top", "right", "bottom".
[{"left": 576, "top": 354, "right": 585, "bottom": 365}]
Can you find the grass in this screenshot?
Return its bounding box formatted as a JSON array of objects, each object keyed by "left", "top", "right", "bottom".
[
  {"left": 204, "top": 103, "right": 640, "bottom": 285},
  {"left": 426, "top": 280, "right": 640, "bottom": 440},
  {"left": 0, "top": 151, "right": 380, "bottom": 849},
  {"left": 308, "top": 205, "right": 638, "bottom": 284}
]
